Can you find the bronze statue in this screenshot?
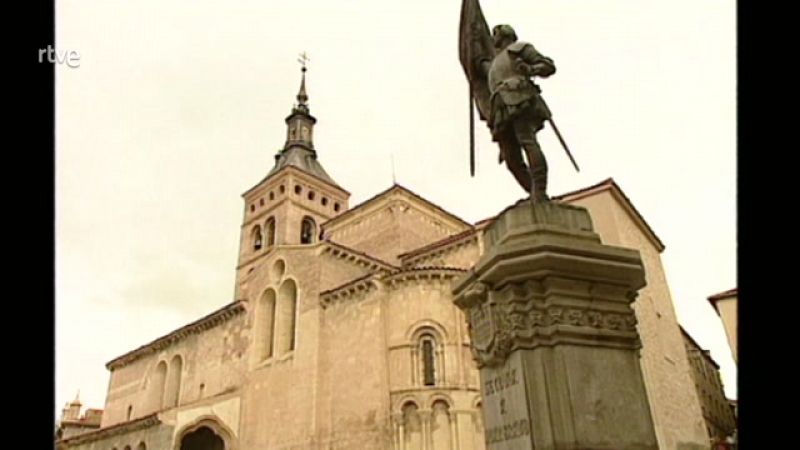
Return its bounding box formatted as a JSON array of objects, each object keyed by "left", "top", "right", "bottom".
[{"left": 459, "top": 0, "right": 578, "bottom": 202}]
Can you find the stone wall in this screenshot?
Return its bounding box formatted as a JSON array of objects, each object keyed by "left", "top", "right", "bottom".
[
  {"left": 102, "top": 310, "right": 248, "bottom": 429},
  {"left": 402, "top": 234, "right": 482, "bottom": 270},
  {"left": 61, "top": 418, "right": 174, "bottom": 450},
  {"left": 323, "top": 190, "right": 470, "bottom": 265},
  {"left": 566, "top": 190, "right": 709, "bottom": 450},
  {"left": 316, "top": 285, "right": 393, "bottom": 449},
  {"left": 682, "top": 331, "right": 736, "bottom": 440},
  {"left": 384, "top": 272, "right": 484, "bottom": 450}
]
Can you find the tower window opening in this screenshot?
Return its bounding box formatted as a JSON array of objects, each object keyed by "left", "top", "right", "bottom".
[
  {"left": 253, "top": 226, "right": 263, "bottom": 251},
  {"left": 259, "top": 198, "right": 264, "bottom": 206},
  {"left": 300, "top": 217, "right": 316, "bottom": 244},
  {"left": 269, "top": 191, "right": 275, "bottom": 200},
  {"left": 250, "top": 204, "right": 255, "bottom": 212},
  {"left": 295, "top": 185, "right": 302, "bottom": 195},
  {"left": 321, "top": 197, "right": 328, "bottom": 206},
  {"left": 265, "top": 217, "right": 276, "bottom": 247},
  {"left": 279, "top": 185, "right": 285, "bottom": 194},
  {"left": 308, "top": 191, "right": 315, "bottom": 201},
  {"left": 334, "top": 203, "right": 341, "bottom": 212}
]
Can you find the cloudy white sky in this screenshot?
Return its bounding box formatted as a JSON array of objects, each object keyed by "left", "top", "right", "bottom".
[{"left": 56, "top": 0, "right": 736, "bottom": 419}]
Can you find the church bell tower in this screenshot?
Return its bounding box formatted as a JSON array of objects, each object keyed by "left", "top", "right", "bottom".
[{"left": 235, "top": 60, "right": 350, "bottom": 294}]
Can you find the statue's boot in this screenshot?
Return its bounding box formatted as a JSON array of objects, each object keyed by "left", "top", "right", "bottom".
[
  {"left": 500, "top": 141, "right": 533, "bottom": 193},
  {"left": 531, "top": 166, "right": 549, "bottom": 202}
]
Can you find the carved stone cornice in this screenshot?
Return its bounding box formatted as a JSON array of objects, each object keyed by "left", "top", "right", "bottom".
[
  {"left": 320, "top": 241, "right": 397, "bottom": 273},
  {"left": 453, "top": 201, "right": 647, "bottom": 368},
  {"left": 319, "top": 275, "right": 378, "bottom": 308},
  {"left": 106, "top": 301, "right": 246, "bottom": 370},
  {"left": 456, "top": 279, "right": 640, "bottom": 368},
  {"left": 384, "top": 267, "right": 467, "bottom": 289},
  {"left": 319, "top": 267, "right": 467, "bottom": 307},
  {"left": 400, "top": 229, "right": 479, "bottom": 268}
]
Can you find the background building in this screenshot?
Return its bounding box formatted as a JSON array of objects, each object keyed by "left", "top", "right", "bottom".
[
  {"left": 708, "top": 288, "right": 737, "bottom": 363},
  {"left": 681, "top": 327, "right": 737, "bottom": 442},
  {"left": 56, "top": 395, "right": 103, "bottom": 441},
  {"left": 57, "top": 75, "right": 710, "bottom": 450}
]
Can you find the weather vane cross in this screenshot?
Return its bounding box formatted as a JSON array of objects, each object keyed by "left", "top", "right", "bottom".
[{"left": 297, "top": 52, "right": 310, "bottom": 72}]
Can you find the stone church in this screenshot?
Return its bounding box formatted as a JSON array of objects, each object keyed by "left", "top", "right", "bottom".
[{"left": 57, "top": 71, "right": 710, "bottom": 450}]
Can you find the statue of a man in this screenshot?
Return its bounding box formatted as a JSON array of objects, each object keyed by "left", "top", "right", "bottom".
[{"left": 476, "top": 24, "right": 556, "bottom": 201}]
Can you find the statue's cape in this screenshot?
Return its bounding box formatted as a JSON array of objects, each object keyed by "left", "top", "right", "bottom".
[{"left": 458, "top": 0, "right": 495, "bottom": 122}]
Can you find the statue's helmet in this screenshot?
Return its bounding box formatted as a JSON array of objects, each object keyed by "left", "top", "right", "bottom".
[{"left": 492, "top": 24, "right": 518, "bottom": 43}]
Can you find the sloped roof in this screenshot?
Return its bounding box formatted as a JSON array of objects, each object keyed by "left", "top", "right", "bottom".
[
  {"left": 708, "top": 287, "right": 737, "bottom": 311},
  {"left": 680, "top": 326, "right": 721, "bottom": 369},
  {"left": 265, "top": 146, "right": 341, "bottom": 188},
  {"left": 554, "top": 178, "right": 665, "bottom": 252},
  {"left": 708, "top": 287, "right": 737, "bottom": 301},
  {"left": 243, "top": 162, "right": 349, "bottom": 199},
  {"left": 321, "top": 240, "right": 399, "bottom": 271},
  {"left": 321, "top": 183, "right": 473, "bottom": 231},
  {"left": 398, "top": 226, "right": 483, "bottom": 265},
  {"left": 399, "top": 177, "right": 666, "bottom": 262},
  {"left": 57, "top": 413, "right": 160, "bottom": 446},
  {"left": 106, "top": 301, "right": 246, "bottom": 370}
]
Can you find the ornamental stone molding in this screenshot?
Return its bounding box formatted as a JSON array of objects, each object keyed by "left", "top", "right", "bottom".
[{"left": 453, "top": 201, "right": 647, "bottom": 368}]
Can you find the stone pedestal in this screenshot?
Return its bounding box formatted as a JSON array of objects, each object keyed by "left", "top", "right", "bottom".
[{"left": 453, "top": 201, "right": 658, "bottom": 450}]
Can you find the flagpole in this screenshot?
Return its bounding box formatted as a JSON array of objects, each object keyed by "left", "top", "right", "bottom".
[{"left": 469, "top": 86, "right": 476, "bottom": 176}]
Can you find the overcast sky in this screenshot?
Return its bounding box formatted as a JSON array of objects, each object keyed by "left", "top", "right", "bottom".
[{"left": 56, "top": 0, "right": 736, "bottom": 419}]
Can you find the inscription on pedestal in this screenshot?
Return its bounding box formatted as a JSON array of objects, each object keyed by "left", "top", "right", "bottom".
[{"left": 480, "top": 352, "right": 533, "bottom": 449}]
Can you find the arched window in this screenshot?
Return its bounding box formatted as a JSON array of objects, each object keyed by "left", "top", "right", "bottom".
[
  {"left": 409, "top": 325, "right": 446, "bottom": 387},
  {"left": 257, "top": 289, "right": 277, "bottom": 361},
  {"left": 149, "top": 361, "right": 167, "bottom": 411},
  {"left": 420, "top": 333, "right": 437, "bottom": 386},
  {"left": 165, "top": 355, "right": 183, "bottom": 408},
  {"left": 265, "top": 217, "right": 276, "bottom": 247},
  {"left": 276, "top": 279, "right": 298, "bottom": 354},
  {"left": 252, "top": 225, "right": 263, "bottom": 251},
  {"left": 300, "top": 217, "right": 316, "bottom": 244},
  {"left": 136, "top": 443, "right": 146, "bottom": 450}
]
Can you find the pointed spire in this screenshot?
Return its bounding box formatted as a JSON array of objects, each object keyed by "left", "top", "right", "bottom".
[
  {"left": 297, "top": 68, "right": 308, "bottom": 106},
  {"left": 262, "top": 54, "right": 341, "bottom": 189},
  {"left": 71, "top": 390, "right": 82, "bottom": 405},
  {"left": 293, "top": 52, "right": 310, "bottom": 114},
  {"left": 282, "top": 52, "right": 317, "bottom": 153}
]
